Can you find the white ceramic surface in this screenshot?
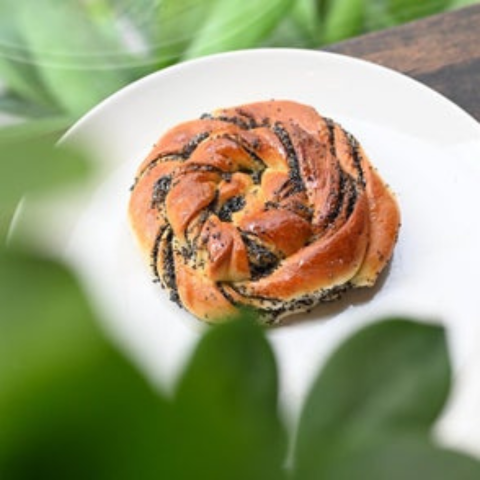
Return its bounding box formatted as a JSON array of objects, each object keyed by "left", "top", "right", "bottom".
[{"left": 15, "top": 49, "right": 480, "bottom": 455}]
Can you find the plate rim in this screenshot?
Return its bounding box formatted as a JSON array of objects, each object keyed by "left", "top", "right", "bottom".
[{"left": 63, "top": 47, "right": 480, "bottom": 146}]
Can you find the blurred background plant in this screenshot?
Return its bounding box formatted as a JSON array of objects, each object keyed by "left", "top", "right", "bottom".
[
  {"left": 0, "top": 0, "right": 478, "bottom": 124},
  {"left": 2, "top": 1, "right": 480, "bottom": 478}
]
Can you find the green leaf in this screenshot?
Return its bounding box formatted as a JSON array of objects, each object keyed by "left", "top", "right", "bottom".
[
  {"left": 365, "top": 0, "right": 450, "bottom": 32},
  {"left": 291, "top": 0, "right": 322, "bottom": 44},
  {"left": 173, "top": 316, "right": 287, "bottom": 479},
  {"left": 0, "top": 119, "right": 90, "bottom": 206},
  {"left": 0, "top": 250, "right": 174, "bottom": 479},
  {"left": 388, "top": 0, "right": 451, "bottom": 23},
  {"left": 316, "top": 0, "right": 329, "bottom": 19},
  {"left": 0, "top": 92, "right": 61, "bottom": 119},
  {"left": 263, "top": 16, "right": 313, "bottom": 48},
  {"left": 111, "top": 0, "right": 160, "bottom": 32},
  {"left": 0, "top": 117, "right": 79, "bottom": 242},
  {"left": 294, "top": 318, "right": 451, "bottom": 480},
  {"left": 363, "top": 0, "right": 397, "bottom": 31},
  {"left": 449, "top": 0, "right": 480, "bottom": 7},
  {"left": 324, "top": 436, "right": 480, "bottom": 480},
  {"left": 16, "top": 1, "right": 132, "bottom": 116},
  {"left": 0, "top": 117, "right": 71, "bottom": 142},
  {"left": 154, "top": 0, "right": 218, "bottom": 66},
  {"left": 264, "top": 0, "right": 321, "bottom": 48},
  {"left": 0, "top": 205, "right": 16, "bottom": 245},
  {"left": 0, "top": 2, "right": 59, "bottom": 107},
  {"left": 322, "top": 0, "right": 364, "bottom": 44},
  {"left": 0, "top": 57, "right": 57, "bottom": 109},
  {"left": 183, "top": 0, "right": 294, "bottom": 59}
]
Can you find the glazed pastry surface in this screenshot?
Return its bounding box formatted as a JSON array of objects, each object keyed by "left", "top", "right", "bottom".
[{"left": 129, "top": 100, "right": 401, "bottom": 323}]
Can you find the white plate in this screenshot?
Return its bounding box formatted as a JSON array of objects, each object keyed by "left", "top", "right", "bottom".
[{"left": 15, "top": 49, "right": 480, "bottom": 454}]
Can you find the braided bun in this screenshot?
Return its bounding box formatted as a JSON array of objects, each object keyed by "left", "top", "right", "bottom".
[{"left": 129, "top": 100, "right": 400, "bottom": 324}]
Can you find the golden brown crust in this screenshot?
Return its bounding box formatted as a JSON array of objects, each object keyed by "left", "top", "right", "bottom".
[{"left": 129, "top": 100, "right": 401, "bottom": 324}]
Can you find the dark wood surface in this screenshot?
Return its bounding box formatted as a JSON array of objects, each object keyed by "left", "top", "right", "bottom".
[{"left": 326, "top": 4, "right": 480, "bottom": 122}]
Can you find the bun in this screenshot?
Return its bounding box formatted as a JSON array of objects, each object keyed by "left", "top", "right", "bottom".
[{"left": 129, "top": 100, "right": 400, "bottom": 324}]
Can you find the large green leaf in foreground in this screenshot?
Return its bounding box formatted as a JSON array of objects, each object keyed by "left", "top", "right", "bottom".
[
  {"left": 294, "top": 318, "right": 452, "bottom": 479},
  {"left": 325, "top": 436, "right": 480, "bottom": 480},
  {"left": 0, "top": 250, "right": 174, "bottom": 479},
  {"left": 174, "top": 316, "right": 288, "bottom": 480},
  {"left": 0, "top": 252, "right": 287, "bottom": 479},
  {"left": 1, "top": 246, "right": 480, "bottom": 479}
]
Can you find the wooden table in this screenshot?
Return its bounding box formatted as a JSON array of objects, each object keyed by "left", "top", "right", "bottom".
[{"left": 326, "top": 4, "right": 480, "bottom": 122}]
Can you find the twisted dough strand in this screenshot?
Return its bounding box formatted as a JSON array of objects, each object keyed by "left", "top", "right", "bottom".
[{"left": 129, "top": 100, "right": 400, "bottom": 324}]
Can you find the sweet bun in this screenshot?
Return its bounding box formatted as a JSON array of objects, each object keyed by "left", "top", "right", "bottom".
[{"left": 129, "top": 100, "right": 400, "bottom": 324}]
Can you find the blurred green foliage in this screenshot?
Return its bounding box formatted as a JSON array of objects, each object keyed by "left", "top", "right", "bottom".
[
  {"left": 0, "top": 118, "right": 79, "bottom": 240},
  {"left": 0, "top": 120, "right": 86, "bottom": 205},
  {"left": 0, "top": 0, "right": 478, "bottom": 120},
  {"left": 294, "top": 320, "right": 451, "bottom": 479}
]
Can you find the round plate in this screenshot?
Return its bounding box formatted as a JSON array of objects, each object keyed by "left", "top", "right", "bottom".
[{"left": 15, "top": 49, "right": 480, "bottom": 453}]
